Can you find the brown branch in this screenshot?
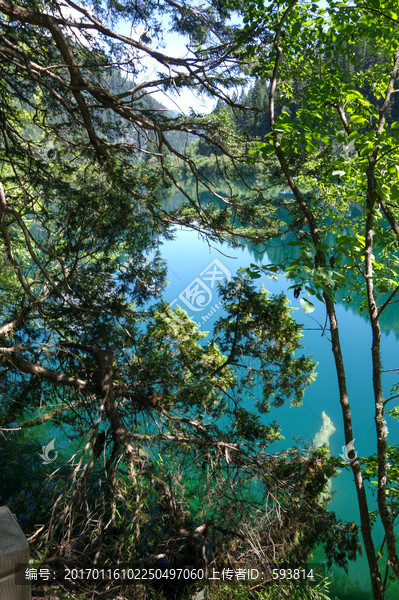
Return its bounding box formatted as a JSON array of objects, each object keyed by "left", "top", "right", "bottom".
[
  {"left": 377, "top": 50, "right": 399, "bottom": 135},
  {"left": 377, "top": 284, "right": 399, "bottom": 319},
  {"left": 1, "top": 352, "right": 89, "bottom": 391},
  {"left": 0, "top": 305, "right": 32, "bottom": 337},
  {"left": 363, "top": 48, "right": 399, "bottom": 582},
  {"left": 0, "top": 182, "right": 37, "bottom": 300},
  {"left": 380, "top": 198, "right": 399, "bottom": 237}
]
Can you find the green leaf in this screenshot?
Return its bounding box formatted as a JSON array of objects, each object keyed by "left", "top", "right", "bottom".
[
  {"left": 300, "top": 298, "right": 316, "bottom": 314},
  {"left": 347, "top": 131, "right": 358, "bottom": 142},
  {"left": 351, "top": 115, "right": 367, "bottom": 125},
  {"left": 248, "top": 272, "right": 261, "bottom": 279}
]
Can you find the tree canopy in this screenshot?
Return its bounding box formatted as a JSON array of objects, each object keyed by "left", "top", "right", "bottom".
[
  {"left": 3, "top": 0, "right": 399, "bottom": 598},
  {"left": 0, "top": 1, "right": 356, "bottom": 599},
  {"left": 239, "top": 1, "right": 399, "bottom": 598}
]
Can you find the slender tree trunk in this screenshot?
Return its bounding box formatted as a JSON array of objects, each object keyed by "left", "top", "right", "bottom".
[
  {"left": 96, "top": 349, "right": 138, "bottom": 470},
  {"left": 365, "top": 166, "right": 399, "bottom": 580},
  {"left": 268, "top": 146, "right": 384, "bottom": 599},
  {"left": 279, "top": 183, "right": 384, "bottom": 596},
  {"left": 96, "top": 348, "right": 149, "bottom": 541},
  {"left": 323, "top": 294, "right": 384, "bottom": 597},
  {"left": 268, "top": 24, "right": 384, "bottom": 594}
]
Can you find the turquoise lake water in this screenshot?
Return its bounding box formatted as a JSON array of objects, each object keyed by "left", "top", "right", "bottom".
[
  {"left": 1, "top": 217, "right": 398, "bottom": 599},
  {"left": 160, "top": 225, "right": 399, "bottom": 600}
]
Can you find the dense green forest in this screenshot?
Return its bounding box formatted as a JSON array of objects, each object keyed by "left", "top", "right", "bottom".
[{"left": 0, "top": 1, "right": 399, "bottom": 600}]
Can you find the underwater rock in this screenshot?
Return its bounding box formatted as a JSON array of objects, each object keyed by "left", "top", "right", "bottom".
[
  {"left": 313, "top": 411, "right": 336, "bottom": 503},
  {"left": 313, "top": 410, "right": 336, "bottom": 449}
]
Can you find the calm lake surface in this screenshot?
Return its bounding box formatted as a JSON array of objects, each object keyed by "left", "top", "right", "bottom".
[
  {"left": 2, "top": 208, "right": 398, "bottom": 599},
  {"left": 161, "top": 225, "right": 399, "bottom": 600}
]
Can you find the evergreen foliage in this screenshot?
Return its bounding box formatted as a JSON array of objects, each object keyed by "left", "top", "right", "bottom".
[{"left": 0, "top": 1, "right": 382, "bottom": 598}]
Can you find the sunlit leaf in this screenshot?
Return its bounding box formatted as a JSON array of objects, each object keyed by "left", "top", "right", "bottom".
[{"left": 300, "top": 298, "right": 316, "bottom": 314}]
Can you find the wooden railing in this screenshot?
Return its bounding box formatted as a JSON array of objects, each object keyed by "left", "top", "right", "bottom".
[{"left": 0, "top": 506, "right": 31, "bottom": 600}]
